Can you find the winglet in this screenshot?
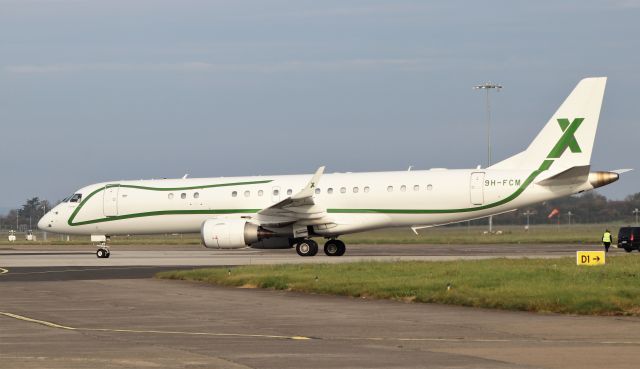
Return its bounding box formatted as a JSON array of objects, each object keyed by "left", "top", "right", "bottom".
[{"left": 291, "top": 166, "right": 325, "bottom": 200}]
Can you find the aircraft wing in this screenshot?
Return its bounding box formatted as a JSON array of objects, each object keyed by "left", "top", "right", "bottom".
[{"left": 256, "top": 166, "right": 330, "bottom": 227}]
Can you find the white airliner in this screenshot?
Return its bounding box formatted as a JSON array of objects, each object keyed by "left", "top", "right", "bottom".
[{"left": 39, "top": 77, "right": 627, "bottom": 258}]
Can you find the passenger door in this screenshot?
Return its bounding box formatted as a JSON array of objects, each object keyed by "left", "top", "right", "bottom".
[
  {"left": 470, "top": 172, "right": 485, "bottom": 205},
  {"left": 103, "top": 185, "right": 119, "bottom": 217}
]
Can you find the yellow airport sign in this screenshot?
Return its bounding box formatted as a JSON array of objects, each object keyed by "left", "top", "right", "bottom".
[{"left": 576, "top": 251, "right": 605, "bottom": 266}]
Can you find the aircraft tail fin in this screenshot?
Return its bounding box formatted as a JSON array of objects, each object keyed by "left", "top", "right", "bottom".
[{"left": 490, "top": 77, "right": 607, "bottom": 172}]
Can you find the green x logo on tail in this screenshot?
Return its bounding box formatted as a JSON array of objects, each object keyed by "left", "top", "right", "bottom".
[{"left": 547, "top": 118, "right": 584, "bottom": 158}]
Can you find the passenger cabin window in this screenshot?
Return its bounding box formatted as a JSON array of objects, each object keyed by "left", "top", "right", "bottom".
[
  {"left": 168, "top": 193, "right": 174, "bottom": 199},
  {"left": 244, "top": 190, "right": 250, "bottom": 197},
  {"left": 340, "top": 187, "right": 346, "bottom": 194},
  {"left": 287, "top": 189, "right": 293, "bottom": 196},
  {"left": 258, "top": 190, "right": 264, "bottom": 196},
  {"left": 69, "top": 194, "right": 82, "bottom": 203},
  {"left": 353, "top": 187, "right": 359, "bottom": 193},
  {"left": 232, "top": 191, "right": 238, "bottom": 197},
  {"left": 327, "top": 188, "right": 333, "bottom": 194},
  {"left": 400, "top": 185, "right": 406, "bottom": 192},
  {"left": 315, "top": 188, "right": 321, "bottom": 194},
  {"left": 364, "top": 186, "right": 370, "bottom": 193},
  {"left": 414, "top": 185, "right": 420, "bottom": 191},
  {"left": 387, "top": 186, "right": 393, "bottom": 192},
  {"left": 427, "top": 184, "right": 433, "bottom": 191},
  {"left": 180, "top": 193, "right": 186, "bottom": 199},
  {"left": 273, "top": 189, "right": 279, "bottom": 196},
  {"left": 194, "top": 192, "right": 199, "bottom": 199}
]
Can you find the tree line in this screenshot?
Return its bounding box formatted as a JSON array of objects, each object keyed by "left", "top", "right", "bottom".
[
  {"left": 1, "top": 192, "right": 639, "bottom": 232},
  {"left": 470, "top": 191, "right": 640, "bottom": 226},
  {"left": 0, "top": 197, "right": 51, "bottom": 231}
]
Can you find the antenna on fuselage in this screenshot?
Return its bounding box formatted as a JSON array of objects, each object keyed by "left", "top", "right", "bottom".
[{"left": 182, "top": 174, "right": 189, "bottom": 179}]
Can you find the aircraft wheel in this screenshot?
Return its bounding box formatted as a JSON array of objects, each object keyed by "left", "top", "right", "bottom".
[
  {"left": 324, "top": 240, "right": 346, "bottom": 256},
  {"left": 625, "top": 247, "right": 632, "bottom": 253},
  {"left": 296, "top": 240, "right": 318, "bottom": 257},
  {"left": 105, "top": 250, "right": 111, "bottom": 258},
  {"left": 96, "top": 249, "right": 106, "bottom": 258}
]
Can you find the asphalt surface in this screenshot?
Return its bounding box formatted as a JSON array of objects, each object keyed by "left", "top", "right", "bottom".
[
  {"left": 1, "top": 243, "right": 637, "bottom": 369},
  {"left": 0, "top": 242, "right": 616, "bottom": 268}
]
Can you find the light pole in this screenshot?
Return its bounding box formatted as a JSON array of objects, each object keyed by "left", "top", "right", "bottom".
[
  {"left": 16, "top": 209, "right": 20, "bottom": 232},
  {"left": 522, "top": 210, "right": 536, "bottom": 231},
  {"left": 567, "top": 211, "right": 573, "bottom": 225},
  {"left": 633, "top": 208, "right": 639, "bottom": 225},
  {"left": 474, "top": 81, "right": 502, "bottom": 233}
]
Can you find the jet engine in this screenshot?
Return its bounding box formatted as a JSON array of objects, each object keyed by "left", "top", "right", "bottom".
[{"left": 201, "top": 219, "right": 275, "bottom": 249}]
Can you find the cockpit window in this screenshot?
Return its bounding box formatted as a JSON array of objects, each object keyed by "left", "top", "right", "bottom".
[{"left": 69, "top": 193, "right": 82, "bottom": 203}]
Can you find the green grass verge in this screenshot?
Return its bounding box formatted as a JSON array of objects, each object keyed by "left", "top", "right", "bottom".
[{"left": 157, "top": 256, "right": 640, "bottom": 316}]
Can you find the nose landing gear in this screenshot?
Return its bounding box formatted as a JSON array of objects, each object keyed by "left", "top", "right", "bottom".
[
  {"left": 96, "top": 247, "right": 110, "bottom": 258},
  {"left": 92, "top": 235, "right": 111, "bottom": 258}
]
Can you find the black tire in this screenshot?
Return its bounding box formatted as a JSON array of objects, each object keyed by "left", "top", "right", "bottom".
[
  {"left": 296, "top": 240, "right": 318, "bottom": 257},
  {"left": 324, "top": 240, "right": 346, "bottom": 256},
  {"left": 625, "top": 247, "right": 632, "bottom": 253},
  {"left": 105, "top": 251, "right": 111, "bottom": 258},
  {"left": 96, "top": 249, "right": 105, "bottom": 258},
  {"left": 336, "top": 240, "right": 346, "bottom": 256},
  {"left": 324, "top": 240, "right": 339, "bottom": 256}
]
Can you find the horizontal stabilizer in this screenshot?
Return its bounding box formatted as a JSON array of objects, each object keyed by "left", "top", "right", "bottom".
[
  {"left": 613, "top": 169, "right": 633, "bottom": 174},
  {"left": 536, "top": 165, "right": 590, "bottom": 186}
]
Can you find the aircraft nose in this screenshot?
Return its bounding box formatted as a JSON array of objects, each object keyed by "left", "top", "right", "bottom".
[{"left": 38, "top": 212, "right": 52, "bottom": 231}]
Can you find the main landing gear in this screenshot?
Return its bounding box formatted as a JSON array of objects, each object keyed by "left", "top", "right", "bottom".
[
  {"left": 323, "top": 239, "right": 346, "bottom": 256},
  {"left": 295, "top": 239, "right": 346, "bottom": 257}
]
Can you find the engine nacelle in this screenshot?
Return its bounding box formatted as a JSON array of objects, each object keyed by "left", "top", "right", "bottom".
[{"left": 201, "top": 219, "right": 272, "bottom": 249}]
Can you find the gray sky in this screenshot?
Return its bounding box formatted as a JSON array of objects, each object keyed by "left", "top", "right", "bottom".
[{"left": 1, "top": 0, "right": 638, "bottom": 212}]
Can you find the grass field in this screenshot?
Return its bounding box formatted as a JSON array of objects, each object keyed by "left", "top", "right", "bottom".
[
  {"left": 157, "top": 256, "right": 640, "bottom": 316},
  {"left": 0, "top": 223, "right": 624, "bottom": 246}
]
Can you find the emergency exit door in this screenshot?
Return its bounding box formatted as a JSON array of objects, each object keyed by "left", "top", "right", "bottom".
[
  {"left": 470, "top": 172, "right": 485, "bottom": 205},
  {"left": 103, "top": 185, "right": 119, "bottom": 216}
]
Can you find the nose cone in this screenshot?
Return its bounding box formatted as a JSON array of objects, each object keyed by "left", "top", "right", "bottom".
[{"left": 38, "top": 212, "right": 52, "bottom": 231}]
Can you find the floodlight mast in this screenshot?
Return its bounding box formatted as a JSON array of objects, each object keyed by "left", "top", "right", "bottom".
[
  {"left": 473, "top": 82, "right": 502, "bottom": 167},
  {"left": 473, "top": 82, "right": 502, "bottom": 233}
]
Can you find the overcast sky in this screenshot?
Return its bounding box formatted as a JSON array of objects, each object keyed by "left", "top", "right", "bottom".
[{"left": 0, "top": 0, "right": 638, "bottom": 212}]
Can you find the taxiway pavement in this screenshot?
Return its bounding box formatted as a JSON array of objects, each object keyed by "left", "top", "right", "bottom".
[
  {"left": 1, "top": 243, "right": 634, "bottom": 369},
  {"left": 0, "top": 243, "right": 614, "bottom": 268}
]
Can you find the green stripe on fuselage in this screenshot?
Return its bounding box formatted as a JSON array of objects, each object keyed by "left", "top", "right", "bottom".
[
  {"left": 68, "top": 159, "right": 555, "bottom": 225},
  {"left": 327, "top": 160, "right": 554, "bottom": 214},
  {"left": 67, "top": 180, "right": 272, "bottom": 226}
]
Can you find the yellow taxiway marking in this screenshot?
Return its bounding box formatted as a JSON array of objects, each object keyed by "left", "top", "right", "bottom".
[
  {"left": 5, "top": 266, "right": 159, "bottom": 275},
  {"left": 0, "top": 312, "right": 311, "bottom": 341},
  {"left": 0, "top": 268, "right": 8, "bottom": 275},
  {"left": 3, "top": 311, "right": 640, "bottom": 346}
]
